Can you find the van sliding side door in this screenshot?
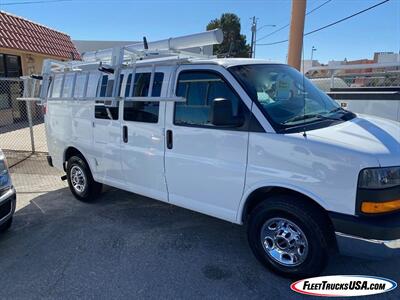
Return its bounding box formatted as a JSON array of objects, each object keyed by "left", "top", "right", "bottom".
[{"left": 119, "top": 66, "right": 170, "bottom": 202}]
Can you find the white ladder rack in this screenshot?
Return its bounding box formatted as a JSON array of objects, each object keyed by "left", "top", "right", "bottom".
[{"left": 18, "top": 29, "right": 224, "bottom": 103}]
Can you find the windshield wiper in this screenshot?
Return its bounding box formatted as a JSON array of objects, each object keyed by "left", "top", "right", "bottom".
[
  {"left": 329, "top": 107, "right": 356, "bottom": 120},
  {"left": 329, "top": 107, "right": 348, "bottom": 114},
  {"left": 283, "top": 113, "right": 341, "bottom": 125}
]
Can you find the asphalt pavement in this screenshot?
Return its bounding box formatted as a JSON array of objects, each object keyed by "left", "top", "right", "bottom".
[{"left": 0, "top": 157, "right": 399, "bottom": 299}]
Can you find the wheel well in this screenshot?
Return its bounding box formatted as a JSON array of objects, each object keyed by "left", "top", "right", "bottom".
[
  {"left": 242, "top": 186, "right": 337, "bottom": 250},
  {"left": 64, "top": 147, "right": 87, "bottom": 172}
]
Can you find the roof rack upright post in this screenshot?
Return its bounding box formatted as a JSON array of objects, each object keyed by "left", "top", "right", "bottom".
[{"left": 111, "top": 46, "right": 125, "bottom": 98}]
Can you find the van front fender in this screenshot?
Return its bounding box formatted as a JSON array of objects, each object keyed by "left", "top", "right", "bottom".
[{"left": 236, "top": 181, "right": 330, "bottom": 224}]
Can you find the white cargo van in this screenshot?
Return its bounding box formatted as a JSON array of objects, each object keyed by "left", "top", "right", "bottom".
[{"left": 24, "top": 30, "right": 400, "bottom": 278}]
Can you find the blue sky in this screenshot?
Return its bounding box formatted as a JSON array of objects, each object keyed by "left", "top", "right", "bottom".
[{"left": 2, "top": 0, "right": 399, "bottom": 63}]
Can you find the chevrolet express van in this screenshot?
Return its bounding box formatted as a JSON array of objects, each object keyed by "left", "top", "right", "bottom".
[{"left": 27, "top": 30, "right": 400, "bottom": 278}]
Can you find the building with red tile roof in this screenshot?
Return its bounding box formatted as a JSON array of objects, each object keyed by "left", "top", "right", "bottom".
[
  {"left": 0, "top": 11, "right": 80, "bottom": 61},
  {"left": 0, "top": 11, "right": 80, "bottom": 126},
  {"left": 0, "top": 10, "right": 80, "bottom": 78}
]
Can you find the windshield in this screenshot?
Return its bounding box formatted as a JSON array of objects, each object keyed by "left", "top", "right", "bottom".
[{"left": 229, "top": 64, "right": 346, "bottom": 132}]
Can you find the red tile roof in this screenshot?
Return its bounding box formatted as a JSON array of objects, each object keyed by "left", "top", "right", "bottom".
[{"left": 0, "top": 11, "right": 80, "bottom": 60}]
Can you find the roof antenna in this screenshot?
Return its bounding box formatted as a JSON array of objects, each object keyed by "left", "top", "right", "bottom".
[
  {"left": 301, "top": 37, "right": 307, "bottom": 138},
  {"left": 143, "top": 36, "right": 149, "bottom": 50}
]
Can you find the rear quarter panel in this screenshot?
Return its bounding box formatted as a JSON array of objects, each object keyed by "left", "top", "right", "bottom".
[{"left": 46, "top": 100, "right": 94, "bottom": 171}]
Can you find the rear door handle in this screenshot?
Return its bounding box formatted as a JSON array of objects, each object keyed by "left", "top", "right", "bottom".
[
  {"left": 123, "top": 125, "right": 128, "bottom": 143},
  {"left": 166, "top": 129, "right": 173, "bottom": 149}
]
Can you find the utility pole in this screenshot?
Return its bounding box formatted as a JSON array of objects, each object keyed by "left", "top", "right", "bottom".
[
  {"left": 287, "top": 0, "right": 307, "bottom": 70},
  {"left": 250, "top": 16, "right": 257, "bottom": 58},
  {"left": 250, "top": 17, "right": 275, "bottom": 58},
  {"left": 311, "top": 46, "right": 316, "bottom": 61}
]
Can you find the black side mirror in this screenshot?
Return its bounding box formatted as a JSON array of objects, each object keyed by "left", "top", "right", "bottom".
[{"left": 209, "top": 98, "right": 243, "bottom": 127}]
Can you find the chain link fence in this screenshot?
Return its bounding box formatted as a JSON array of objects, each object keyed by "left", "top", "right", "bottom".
[
  {"left": 0, "top": 78, "right": 47, "bottom": 167},
  {"left": 307, "top": 71, "right": 400, "bottom": 92}
]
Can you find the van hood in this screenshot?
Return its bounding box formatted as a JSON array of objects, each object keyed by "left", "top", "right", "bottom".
[{"left": 306, "top": 115, "right": 400, "bottom": 167}]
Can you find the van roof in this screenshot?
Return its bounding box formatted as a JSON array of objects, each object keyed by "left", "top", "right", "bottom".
[
  {"left": 186, "top": 58, "right": 282, "bottom": 68},
  {"left": 44, "top": 57, "right": 283, "bottom": 74}
]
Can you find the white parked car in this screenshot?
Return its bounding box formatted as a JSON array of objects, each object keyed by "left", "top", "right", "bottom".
[
  {"left": 24, "top": 30, "right": 400, "bottom": 278},
  {"left": 0, "top": 149, "right": 16, "bottom": 232}
]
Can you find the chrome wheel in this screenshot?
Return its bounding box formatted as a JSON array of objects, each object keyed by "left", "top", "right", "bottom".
[
  {"left": 70, "top": 165, "right": 87, "bottom": 194},
  {"left": 260, "top": 217, "right": 308, "bottom": 267}
]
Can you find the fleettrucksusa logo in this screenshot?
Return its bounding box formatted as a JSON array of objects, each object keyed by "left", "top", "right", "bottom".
[{"left": 291, "top": 275, "right": 397, "bottom": 297}]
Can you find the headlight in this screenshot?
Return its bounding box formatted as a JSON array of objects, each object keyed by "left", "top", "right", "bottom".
[
  {"left": 0, "top": 150, "right": 12, "bottom": 190},
  {"left": 358, "top": 167, "right": 400, "bottom": 189}
]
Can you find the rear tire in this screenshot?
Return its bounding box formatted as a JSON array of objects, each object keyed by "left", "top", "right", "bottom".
[
  {"left": 67, "top": 156, "right": 102, "bottom": 202},
  {"left": 247, "top": 195, "right": 331, "bottom": 278},
  {"left": 0, "top": 217, "right": 12, "bottom": 233}
]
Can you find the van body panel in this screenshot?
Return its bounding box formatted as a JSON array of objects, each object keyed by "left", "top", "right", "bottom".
[
  {"left": 242, "top": 131, "right": 379, "bottom": 219},
  {"left": 46, "top": 100, "right": 94, "bottom": 171},
  {"left": 93, "top": 111, "right": 124, "bottom": 185},
  {"left": 306, "top": 114, "right": 400, "bottom": 168}
]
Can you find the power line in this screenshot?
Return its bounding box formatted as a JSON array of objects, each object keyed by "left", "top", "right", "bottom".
[
  {"left": 2, "top": 0, "right": 72, "bottom": 5},
  {"left": 257, "top": 0, "right": 391, "bottom": 46},
  {"left": 256, "top": 0, "right": 333, "bottom": 42}
]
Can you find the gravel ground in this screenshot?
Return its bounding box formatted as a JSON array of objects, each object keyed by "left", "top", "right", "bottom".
[{"left": 0, "top": 156, "right": 399, "bottom": 299}]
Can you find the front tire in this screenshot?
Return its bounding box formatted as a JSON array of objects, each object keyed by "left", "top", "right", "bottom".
[
  {"left": 67, "top": 156, "right": 102, "bottom": 202},
  {"left": 247, "top": 195, "right": 332, "bottom": 278}
]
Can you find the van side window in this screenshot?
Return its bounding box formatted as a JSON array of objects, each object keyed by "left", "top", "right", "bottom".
[
  {"left": 133, "top": 72, "right": 151, "bottom": 96},
  {"left": 151, "top": 72, "right": 164, "bottom": 97},
  {"left": 123, "top": 72, "right": 164, "bottom": 123},
  {"left": 99, "top": 75, "right": 115, "bottom": 97},
  {"left": 174, "top": 71, "right": 247, "bottom": 128},
  {"left": 99, "top": 75, "right": 108, "bottom": 97},
  {"left": 95, "top": 103, "right": 119, "bottom": 120},
  {"left": 124, "top": 74, "right": 132, "bottom": 97},
  {"left": 118, "top": 74, "right": 124, "bottom": 97}
]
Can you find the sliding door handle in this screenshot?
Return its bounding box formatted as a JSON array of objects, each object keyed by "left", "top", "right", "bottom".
[
  {"left": 123, "top": 125, "right": 128, "bottom": 143},
  {"left": 166, "top": 130, "right": 173, "bottom": 149}
]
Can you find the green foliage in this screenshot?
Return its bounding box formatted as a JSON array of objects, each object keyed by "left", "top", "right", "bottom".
[{"left": 206, "top": 13, "right": 251, "bottom": 58}]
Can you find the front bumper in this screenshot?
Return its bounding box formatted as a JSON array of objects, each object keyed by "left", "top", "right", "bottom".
[
  {"left": 330, "top": 211, "right": 400, "bottom": 259},
  {"left": 335, "top": 232, "right": 400, "bottom": 259},
  {"left": 0, "top": 187, "right": 16, "bottom": 226}
]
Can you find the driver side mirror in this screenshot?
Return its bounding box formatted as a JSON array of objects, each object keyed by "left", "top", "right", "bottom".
[{"left": 209, "top": 98, "right": 244, "bottom": 127}]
